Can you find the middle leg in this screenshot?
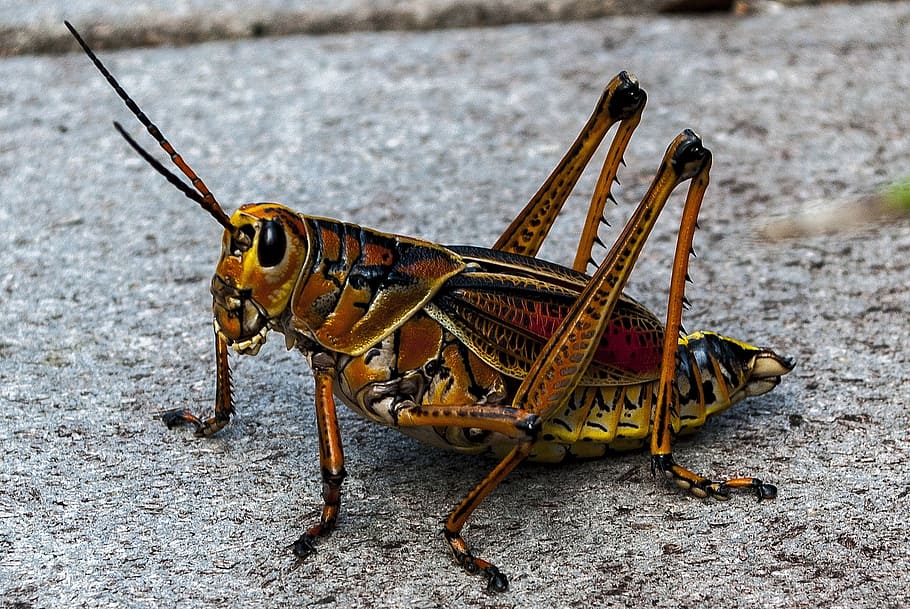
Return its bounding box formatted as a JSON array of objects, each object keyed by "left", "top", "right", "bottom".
[{"left": 393, "top": 402, "right": 540, "bottom": 592}]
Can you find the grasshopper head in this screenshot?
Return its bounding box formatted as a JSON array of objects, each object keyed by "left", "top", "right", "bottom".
[
  {"left": 211, "top": 203, "right": 308, "bottom": 355},
  {"left": 63, "top": 24, "right": 311, "bottom": 355}
]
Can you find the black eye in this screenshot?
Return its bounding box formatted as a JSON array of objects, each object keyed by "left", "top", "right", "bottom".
[{"left": 257, "top": 219, "right": 286, "bottom": 267}]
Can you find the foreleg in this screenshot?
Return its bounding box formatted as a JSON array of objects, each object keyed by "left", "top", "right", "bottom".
[
  {"left": 292, "top": 353, "right": 348, "bottom": 557},
  {"left": 161, "top": 330, "right": 234, "bottom": 436}
]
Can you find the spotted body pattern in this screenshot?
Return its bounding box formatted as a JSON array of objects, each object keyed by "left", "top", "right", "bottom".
[
  {"left": 68, "top": 21, "right": 793, "bottom": 593},
  {"left": 275, "top": 225, "right": 781, "bottom": 463},
  {"left": 330, "top": 314, "right": 774, "bottom": 462}
]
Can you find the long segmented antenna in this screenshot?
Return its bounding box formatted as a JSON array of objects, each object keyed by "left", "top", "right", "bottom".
[
  {"left": 64, "top": 21, "right": 239, "bottom": 237},
  {"left": 113, "top": 122, "right": 209, "bottom": 206}
]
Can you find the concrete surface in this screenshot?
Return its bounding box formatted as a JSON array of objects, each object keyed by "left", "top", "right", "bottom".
[{"left": 1, "top": 2, "right": 909, "bottom": 608}]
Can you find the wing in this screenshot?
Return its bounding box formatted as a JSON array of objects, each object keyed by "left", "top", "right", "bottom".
[{"left": 425, "top": 245, "right": 665, "bottom": 386}]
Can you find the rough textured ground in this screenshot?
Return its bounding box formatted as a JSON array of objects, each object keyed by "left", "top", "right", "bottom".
[{"left": 1, "top": 2, "right": 909, "bottom": 608}]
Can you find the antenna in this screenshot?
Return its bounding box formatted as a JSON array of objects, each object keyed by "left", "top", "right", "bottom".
[{"left": 64, "top": 21, "right": 241, "bottom": 238}]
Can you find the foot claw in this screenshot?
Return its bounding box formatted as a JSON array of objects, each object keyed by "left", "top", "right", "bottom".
[
  {"left": 708, "top": 483, "right": 732, "bottom": 500},
  {"left": 485, "top": 566, "right": 509, "bottom": 593},
  {"left": 160, "top": 408, "right": 198, "bottom": 430},
  {"left": 444, "top": 530, "right": 510, "bottom": 592},
  {"left": 160, "top": 409, "right": 227, "bottom": 437},
  {"left": 757, "top": 483, "right": 777, "bottom": 501},
  {"left": 292, "top": 534, "right": 317, "bottom": 559}
]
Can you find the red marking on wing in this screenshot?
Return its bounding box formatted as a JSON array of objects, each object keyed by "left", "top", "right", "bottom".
[{"left": 520, "top": 300, "right": 663, "bottom": 376}]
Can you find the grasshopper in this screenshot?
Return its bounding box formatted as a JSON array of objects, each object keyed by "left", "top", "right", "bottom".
[{"left": 68, "top": 22, "right": 793, "bottom": 592}]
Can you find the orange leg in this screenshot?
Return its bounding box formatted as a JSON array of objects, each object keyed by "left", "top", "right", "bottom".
[
  {"left": 394, "top": 404, "right": 538, "bottom": 592},
  {"left": 649, "top": 153, "right": 776, "bottom": 501},
  {"left": 443, "top": 445, "right": 530, "bottom": 593},
  {"left": 434, "top": 132, "right": 712, "bottom": 591},
  {"left": 395, "top": 403, "right": 540, "bottom": 441},
  {"left": 161, "top": 331, "right": 234, "bottom": 436},
  {"left": 493, "top": 71, "right": 645, "bottom": 264},
  {"left": 292, "top": 353, "right": 348, "bottom": 557}
]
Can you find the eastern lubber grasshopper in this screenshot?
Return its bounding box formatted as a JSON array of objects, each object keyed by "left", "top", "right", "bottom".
[{"left": 68, "top": 22, "right": 793, "bottom": 592}]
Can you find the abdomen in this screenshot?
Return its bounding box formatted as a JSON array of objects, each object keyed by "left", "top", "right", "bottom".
[{"left": 330, "top": 315, "right": 777, "bottom": 463}]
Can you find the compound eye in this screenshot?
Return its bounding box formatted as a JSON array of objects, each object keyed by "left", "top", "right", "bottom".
[{"left": 257, "top": 219, "right": 286, "bottom": 267}]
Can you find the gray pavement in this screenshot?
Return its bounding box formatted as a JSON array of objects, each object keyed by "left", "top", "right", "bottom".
[{"left": 2, "top": 2, "right": 910, "bottom": 608}]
